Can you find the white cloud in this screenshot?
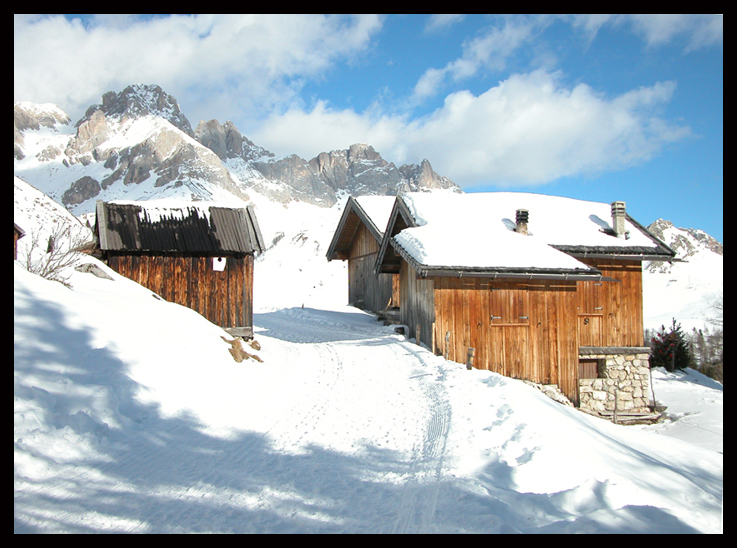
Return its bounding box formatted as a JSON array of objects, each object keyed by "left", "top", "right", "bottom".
[
  {"left": 571, "top": 14, "right": 723, "bottom": 51},
  {"left": 251, "top": 101, "right": 412, "bottom": 162},
  {"left": 14, "top": 14, "right": 383, "bottom": 123},
  {"left": 257, "top": 70, "right": 690, "bottom": 188},
  {"left": 424, "top": 15, "right": 465, "bottom": 34},
  {"left": 412, "top": 16, "right": 546, "bottom": 101}
]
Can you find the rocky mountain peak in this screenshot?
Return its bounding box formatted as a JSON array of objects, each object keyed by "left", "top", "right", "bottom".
[
  {"left": 76, "top": 84, "right": 194, "bottom": 137},
  {"left": 347, "top": 143, "right": 383, "bottom": 162},
  {"left": 194, "top": 119, "right": 274, "bottom": 162},
  {"left": 647, "top": 219, "right": 723, "bottom": 258}
]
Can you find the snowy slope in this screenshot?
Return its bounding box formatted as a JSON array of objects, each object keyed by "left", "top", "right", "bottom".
[
  {"left": 14, "top": 186, "right": 722, "bottom": 533},
  {"left": 13, "top": 260, "right": 723, "bottom": 533},
  {"left": 643, "top": 223, "right": 723, "bottom": 331}
]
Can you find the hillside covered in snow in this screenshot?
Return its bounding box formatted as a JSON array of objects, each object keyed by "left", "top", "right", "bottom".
[{"left": 14, "top": 179, "right": 722, "bottom": 533}]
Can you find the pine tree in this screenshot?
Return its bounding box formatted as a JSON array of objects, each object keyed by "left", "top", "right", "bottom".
[{"left": 649, "top": 319, "right": 692, "bottom": 371}]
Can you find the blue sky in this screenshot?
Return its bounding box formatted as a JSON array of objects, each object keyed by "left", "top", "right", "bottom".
[{"left": 14, "top": 14, "right": 723, "bottom": 241}]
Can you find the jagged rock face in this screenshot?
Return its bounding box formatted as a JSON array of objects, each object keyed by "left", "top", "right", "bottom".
[
  {"left": 76, "top": 84, "right": 194, "bottom": 136},
  {"left": 66, "top": 110, "right": 112, "bottom": 157},
  {"left": 15, "top": 84, "right": 461, "bottom": 212},
  {"left": 648, "top": 219, "right": 723, "bottom": 258},
  {"left": 14, "top": 102, "right": 71, "bottom": 160},
  {"left": 14, "top": 102, "right": 71, "bottom": 132},
  {"left": 42, "top": 86, "right": 250, "bottom": 207},
  {"left": 308, "top": 143, "right": 459, "bottom": 195},
  {"left": 399, "top": 159, "right": 457, "bottom": 191},
  {"left": 645, "top": 218, "right": 723, "bottom": 274},
  {"left": 62, "top": 176, "right": 102, "bottom": 206},
  {"left": 191, "top": 122, "right": 461, "bottom": 206},
  {"left": 194, "top": 119, "right": 274, "bottom": 162},
  {"left": 254, "top": 154, "right": 337, "bottom": 206}
]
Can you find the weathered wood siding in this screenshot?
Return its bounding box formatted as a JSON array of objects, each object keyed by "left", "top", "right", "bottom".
[
  {"left": 576, "top": 258, "right": 644, "bottom": 347},
  {"left": 348, "top": 222, "right": 394, "bottom": 312},
  {"left": 432, "top": 277, "right": 580, "bottom": 403},
  {"left": 108, "top": 252, "right": 254, "bottom": 329},
  {"left": 400, "top": 261, "right": 435, "bottom": 347}
]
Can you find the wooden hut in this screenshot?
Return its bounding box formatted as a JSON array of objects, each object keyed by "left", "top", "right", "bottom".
[
  {"left": 374, "top": 192, "right": 675, "bottom": 407},
  {"left": 14, "top": 222, "right": 25, "bottom": 260},
  {"left": 326, "top": 196, "right": 397, "bottom": 313},
  {"left": 95, "top": 200, "right": 265, "bottom": 338}
]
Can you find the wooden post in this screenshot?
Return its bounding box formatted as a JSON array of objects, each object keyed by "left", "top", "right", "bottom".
[
  {"left": 416, "top": 324, "right": 421, "bottom": 346},
  {"left": 466, "top": 347, "right": 475, "bottom": 370},
  {"left": 444, "top": 331, "right": 451, "bottom": 360},
  {"left": 431, "top": 322, "right": 436, "bottom": 355},
  {"left": 613, "top": 389, "right": 618, "bottom": 424}
]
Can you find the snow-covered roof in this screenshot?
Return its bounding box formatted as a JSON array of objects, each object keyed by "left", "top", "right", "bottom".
[
  {"left": 326, "top": 195, "right": 396, "bottom": 261},
  {"left": 353, "top": 195, "right": 395, "bottom": 236},
  {"left": 383, "top": 192, "right": 673, "bottom": 278}
]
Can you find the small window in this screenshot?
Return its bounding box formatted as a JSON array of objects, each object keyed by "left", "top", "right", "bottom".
[
  {"left": 579, "top": 358, "right": 604, "bottom": 379},
  {"left": 212, "top": 257, "right": 226, "bottom": 271}
]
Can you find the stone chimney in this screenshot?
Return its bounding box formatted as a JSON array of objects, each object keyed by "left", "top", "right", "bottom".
[
  {"left": 611, "top": 201, "right": 627, "bottom": 239},
  {"left": 515, "top": 209, "right": 529, "bottom": 235}
]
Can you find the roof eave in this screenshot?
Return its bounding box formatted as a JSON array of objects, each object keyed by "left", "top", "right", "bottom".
[
  {"left": 390, "top": 239, "right": 602, "bottom": 282},
  {"left": 326, "top": 196, "right": 384, "bottom": 262}
]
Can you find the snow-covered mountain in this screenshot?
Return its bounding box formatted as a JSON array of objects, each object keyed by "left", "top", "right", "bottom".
[
  {"left": 643, "top": 219, "right": 723, "bottom": 332},
  {"left": 14, "top": 84, "right": 460, "bottom": 215}
]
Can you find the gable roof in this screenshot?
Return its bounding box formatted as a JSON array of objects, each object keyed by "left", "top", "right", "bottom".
[
  {"left": 96, "top": 200, "right": 265, "bottom": 255},
  {"left": 326, "top": 196, "right": 396, "bottom": 261},
  {"left": 375, "top": 192, "right": 675, "bottom": 280}
]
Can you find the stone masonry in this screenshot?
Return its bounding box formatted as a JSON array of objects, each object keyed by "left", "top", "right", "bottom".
[{"left": 578, "top": 347, "right": 651, "bottom": 415}]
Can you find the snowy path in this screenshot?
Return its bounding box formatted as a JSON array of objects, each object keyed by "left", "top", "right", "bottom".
[
  {"left": 251, "top": 307, "right": 455, "bottom": 533},
  {"left": 15, "top": 295, "right": 457, "bottom": 533}
]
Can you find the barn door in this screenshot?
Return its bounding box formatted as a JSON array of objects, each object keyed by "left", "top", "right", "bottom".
[{"left": 577, "top": 280, "right": 603, "bottom": 346}]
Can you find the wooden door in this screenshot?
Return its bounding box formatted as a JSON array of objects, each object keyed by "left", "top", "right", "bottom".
[{"left": 578, "top": 315, "right": 603, "bottom": 346}]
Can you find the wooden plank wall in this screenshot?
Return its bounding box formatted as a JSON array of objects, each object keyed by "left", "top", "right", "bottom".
[
  {"left": 576, "top": 259, "right": 644, "bottom": 347},
  {"left": 348, "top": 222, "right": 394, "bottom": 312},
  {"left": 432, "top": 277, "right": 580, "bottom": 403},
  {"left": 108, "top": 253, "right": 253, "bottom": 329},
  {"left": 400, "top": 261, "right": 435, "bottom": 348}
]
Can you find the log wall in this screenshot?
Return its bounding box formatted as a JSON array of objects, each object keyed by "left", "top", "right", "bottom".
[{"left": 108, "top": 252, "right": 254, "bottom": 329}]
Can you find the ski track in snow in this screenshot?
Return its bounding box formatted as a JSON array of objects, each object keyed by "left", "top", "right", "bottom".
[
  {"left": 14, "top": 307, "right": 455, "bottom": 533},
  {"left": 254, "top": 309, "right": 454, "bottom": 534}
]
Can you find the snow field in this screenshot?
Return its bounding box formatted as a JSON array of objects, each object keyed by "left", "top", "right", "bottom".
[{"left": 15, "top": 258, "right": 722, "bottom": 533}]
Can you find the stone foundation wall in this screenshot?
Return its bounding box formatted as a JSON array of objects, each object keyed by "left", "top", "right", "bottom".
[{"left": 578, "top": 347, "right": 651, "bottom": 414}]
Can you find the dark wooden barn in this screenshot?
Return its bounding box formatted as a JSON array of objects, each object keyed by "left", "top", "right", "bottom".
[
  {"left": 95, "top": 200, "right": 265, "bottom": 338},
  {"left": 326, "top": 196, "right": 397, "bottom": 313},
  {"left": 373, "top": 192, "right": 675, "bottom": 406}
]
